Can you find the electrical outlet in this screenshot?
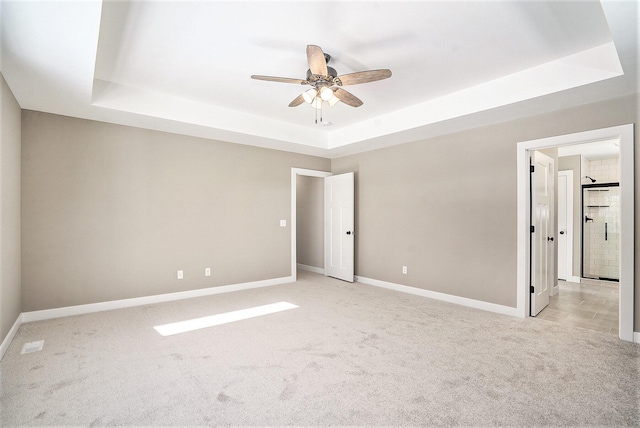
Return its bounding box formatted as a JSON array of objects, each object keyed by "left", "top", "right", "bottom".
[
  {"left": 205, "top": 267, "right": 211, "bottom": 277},
  {"left": 402, "top": 266, "right": 407, "bottom": 274},
  {"left": 280, "top": 219, "right": 287, "bottom": 227},
  {"left": 177, "top": 270, "right": 184, "bottom": 280}
]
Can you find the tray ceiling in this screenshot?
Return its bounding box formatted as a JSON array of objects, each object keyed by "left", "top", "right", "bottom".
[{"left": 1, "top": 1, "right": 637, "bottom": 157}]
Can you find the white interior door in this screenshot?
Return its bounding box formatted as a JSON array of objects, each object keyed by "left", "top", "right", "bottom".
[
  {"left": 531, "top": 151, "right": 554, "bottom": 316},
  {"left": 557, "top": 171, "right": 573, "bottom": 282},
  {"left": 324, "top": 172, "right": 354, "bottom": 282}
]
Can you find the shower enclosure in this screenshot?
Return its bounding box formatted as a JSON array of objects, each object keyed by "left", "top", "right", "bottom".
[{"left": 582, "top": 183, "right": 620, "bottom": 281}]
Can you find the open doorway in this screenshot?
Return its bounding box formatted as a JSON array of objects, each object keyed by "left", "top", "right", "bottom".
[
  {"left": 536, "top": 140, "right": 621, "bottom": 335},
  {"left": 291, "top": 168, "right": 356, "bottom": 282},
  {"left": 517, "top": 124, "right": 634, "bottom": 342},
  {"left": 295, "top": 174, "right": 325, "bottom": 274},
  {"left": 290, "top": 168, "right": 331, "bottom": 280}
]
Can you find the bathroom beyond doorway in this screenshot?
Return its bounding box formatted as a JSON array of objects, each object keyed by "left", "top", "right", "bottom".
[{"left": 537, "top": 279, "right": 618, "bottom": 335}]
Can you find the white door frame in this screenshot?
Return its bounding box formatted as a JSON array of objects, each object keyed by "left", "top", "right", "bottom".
[
  {"left": 291, "top": 168, "right": 332, "bottom": 280},
  {"left": 557, "top": 170, "right": 576, "bottom": 285},
  {"left": 517, "top": 124, "right": 635, "bottom": 342}
]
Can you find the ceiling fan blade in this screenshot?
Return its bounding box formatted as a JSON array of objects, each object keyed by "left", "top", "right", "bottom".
[
  {"left": 288, "top": 94, "right": 305, "bottom": 107},
  {"left": 251, "top": 75, "right": 307, "bottom": 85},
  {"left": 333, "top": 88, "right": 363, "bottom": 107},
  {"left": 307, "top": 45, "right": 328, "bottom": 76},
  {"left": 337, "top": 69, "right": 392, "bottom": 86}
]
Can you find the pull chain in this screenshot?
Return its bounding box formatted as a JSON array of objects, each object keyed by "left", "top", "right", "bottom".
[{"left": 314, "top": 99, "right": 324, "bottom": 125}]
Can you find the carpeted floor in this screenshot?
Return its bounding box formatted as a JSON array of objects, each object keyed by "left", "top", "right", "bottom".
[{"left": 1, "top": 270, "right": 639, "bottom": 426}]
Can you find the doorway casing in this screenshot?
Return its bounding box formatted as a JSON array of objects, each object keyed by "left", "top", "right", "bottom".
[
  {"left": 291, "top": 168, "right": 332, "bottom": 280},
  {"left": 517, "top": 124, "right": 635, "bottom": 342}
]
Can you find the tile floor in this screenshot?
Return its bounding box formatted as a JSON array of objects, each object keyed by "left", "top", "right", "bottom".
[{"left": 536, "top": 279, "right": 619, "bottom": 335}]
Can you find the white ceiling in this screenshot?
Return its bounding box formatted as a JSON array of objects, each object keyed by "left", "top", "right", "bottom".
[{"left": 1, "top": 1, "right": 638, "bottom": 158}]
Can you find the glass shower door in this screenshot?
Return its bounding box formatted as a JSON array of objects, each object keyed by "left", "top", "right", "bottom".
[{"left": 582, "top": 185, "right": 620, "bottom": 281}]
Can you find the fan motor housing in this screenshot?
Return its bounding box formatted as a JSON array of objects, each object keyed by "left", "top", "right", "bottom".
[
  {"left": 306, "top": 66, "right": 338, "bottom": 81},
  {"left": 305, "top": 52, "right": 337, "bottom": 86}
]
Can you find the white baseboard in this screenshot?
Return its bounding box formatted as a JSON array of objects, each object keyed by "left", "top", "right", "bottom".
[
  {"left": 355, "top": 276, "right": 519, "bottom": 318},
  {"left": 1, "top": 314, "right": 23, "bottom": 361},
  {"left": 22, "top": 276, "right": 295, "bottom": 323},
  {"left": 634, "top": 332, "right": 640, "bottom": 344},
  {"left": 297, "top": 263, "right": 325, "bottom": 275}
]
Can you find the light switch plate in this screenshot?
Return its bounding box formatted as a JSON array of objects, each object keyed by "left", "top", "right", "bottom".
[{"left": 280, "top": 220, "right": 286, "bottom": 227}]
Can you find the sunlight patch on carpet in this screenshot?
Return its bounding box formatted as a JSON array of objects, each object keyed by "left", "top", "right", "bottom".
[
  {"left": 154, "top": 302, "right": 299, "bottom": 336},
  {"left": 21, "top": 340, "right": 44, "bottom": 354}
]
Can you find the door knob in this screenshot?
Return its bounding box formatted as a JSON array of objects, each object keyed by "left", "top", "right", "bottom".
[
  {"left": 547, "top": 236, "right": 554, "bottom": 242},
  {"left": 346, "top": 231, "right": 352, "bottom": 235},
  {"left": 559, "top": 231, "right": 565, "bottom": 235}
]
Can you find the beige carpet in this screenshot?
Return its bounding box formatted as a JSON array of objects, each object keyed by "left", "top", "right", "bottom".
[{"left": 1, "top": 270, "right": 638, "bottom": 426}]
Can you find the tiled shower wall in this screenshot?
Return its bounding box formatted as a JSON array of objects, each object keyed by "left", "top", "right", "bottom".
[
  {"left": 588, "top": 158, "right": 620, "bottom": 183},
  {"left": 583, "top": 157, "right": 620, "bottom": 280}
]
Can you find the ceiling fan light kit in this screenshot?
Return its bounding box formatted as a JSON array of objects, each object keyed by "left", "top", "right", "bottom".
[
  {"left": 302, "top": 88, "right": 317, "bottom": 104},
  {"left": 251, "top": 45, "right": 392, "bottom": 124},
  {"left": 320, "top": 87, "right": 334, "bottom": 101}
]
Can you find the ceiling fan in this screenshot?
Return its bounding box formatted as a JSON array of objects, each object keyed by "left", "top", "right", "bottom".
[{"left": 251, "top": 45, "right": 391, "bottom": 122}]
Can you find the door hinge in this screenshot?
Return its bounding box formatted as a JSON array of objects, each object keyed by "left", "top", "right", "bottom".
[
  {"left": 530, "top": 225, "right": 535, "bottom": 233},
  {"left": 530, "top": 285, "right": 535, "bottom": 293},
  {"left": 530, "top": 165, "right": 535, "bottom": 173}
]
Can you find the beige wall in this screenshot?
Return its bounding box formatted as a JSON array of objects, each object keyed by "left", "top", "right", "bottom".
[
  {"left": 332, "top": 124, "right": 518, "bottom": 307},
  {"left": 12, "top": 93, "right": 640, "bottom": 333},
  {"left": 332, "top": 94, "right": 638, "bottom": 324},
  {"left": 558, "top": 155, "right": 582, "bottom": 278},
  {"left": 1, "top": 73, "right": 22, "bottom": 341},
  {"left": 296, "top": 175, "right": 324, "bottom": 269},
  {"left": 21, "top": 111, "right": 329, "bottom": 311}
]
